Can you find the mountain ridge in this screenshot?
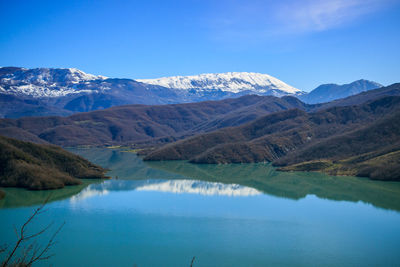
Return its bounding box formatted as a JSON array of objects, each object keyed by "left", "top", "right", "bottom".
[
  {"left": 0, "top": 83, "right": 398, "bottom": 149},
  {"left": 300, "top": 79, "right": 382, "bottom": 104},
  {"left": 0, "top": 67, "right": 385, "bottom": 118},
  {"left": 0, "top": 67, "right": 302, "bottom": 98},
  {"left": 143, "top": 94, "right": 400, "bottom": 181},
  {"left": 0, "top": 94, "right": 307, "bottom": 147}
]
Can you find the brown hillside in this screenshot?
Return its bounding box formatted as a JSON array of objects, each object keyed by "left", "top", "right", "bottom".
[{"left": 0, "top": 135, "right": 108, "bottom": 190}]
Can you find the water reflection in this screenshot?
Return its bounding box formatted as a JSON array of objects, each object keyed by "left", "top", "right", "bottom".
[
  {"left": 2, "top": 147, "right": 400, "bottom": 211},
  {"left": 146, "top": 160, "right": 400, "bottom": 211},
  {"left": 0, "top": 180, "right": 103, "bottom": 208},
  {"left": 81, "top": 148, "right": 400, "bottom": 212},
  {"left": 70, "top": 179, "right": 261, "bottom": 202}
]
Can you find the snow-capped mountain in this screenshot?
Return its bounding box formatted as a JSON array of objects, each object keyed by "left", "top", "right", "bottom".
[
  {"left": 138, "top": 72, "right": 303, "bottom": 96},
  {"left": 0, "top": 67, "right": 107, "bottom": 97},
  {"left": 0, "top": 66, "right": 385, "bottom": 119},
  {"left": 0, "top": 67, "right": 306, "bottom": 118},
  {"left": 0, "top": 68, "right": 302, "bottom": 99}
]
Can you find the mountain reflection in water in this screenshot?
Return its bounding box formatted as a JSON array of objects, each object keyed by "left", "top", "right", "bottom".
[
  {"left": 81, "top": 148, "right": 400, "bottom": 212},
  {"left": 70, "top": 179, "right": 261, "bottom": 202},
  {"left": 2, "top": 147, "right": 400, "bottom": 211}
]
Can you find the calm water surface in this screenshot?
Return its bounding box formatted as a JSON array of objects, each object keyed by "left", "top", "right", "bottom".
[{"left": 1, "top": 148, "right": 400, "bottom": 266}]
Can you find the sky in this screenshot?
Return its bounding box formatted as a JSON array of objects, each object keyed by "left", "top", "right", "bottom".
[{"left": 0, "top": 0, "right": 399, "bottom": 91}]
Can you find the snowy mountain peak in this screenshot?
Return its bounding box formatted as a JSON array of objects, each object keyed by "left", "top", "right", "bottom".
[
  {"left": 138, "top": 72, "right": 302, "bottom": 96},
  {"left": 0, "top": 67, "right": 107, "bottom": 97},
  {"left": 63, "top": 67, "right": 108, "bottom": 82},
  {"left": 0, "top": 67, "right": 302, "bottom": 99},
  {"left": 16, "top": 67, "right": 107, "bottom": 84}
]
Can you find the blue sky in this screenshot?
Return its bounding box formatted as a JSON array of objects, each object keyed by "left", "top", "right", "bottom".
[{"left": 0, "top": 0, "right": 399, "bottom": 91}]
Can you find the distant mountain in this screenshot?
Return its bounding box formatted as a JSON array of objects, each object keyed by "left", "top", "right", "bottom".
[
  {"left": 0, "top": 93, "right": 73, "bottom": 118},
  {"left": 0, "top": 67, "right": 385, "bottom": 118},
  {"left": 313, "top": 83, "right": 400, "bottom": 110},
  {"left": 0, "top": 67, "right": 304, "bottom": 118},
  {"left": 0, "top": 67, "right": 107, "bottom": 98},
  {"left": 0, "top": 67, "right": 183, "bottom": 117},
  {"left": 138, "top": 72, "right": 303, "bottom": 97},
  {"left": 300, "top": 79, "right": 382, "bottom": 104}
]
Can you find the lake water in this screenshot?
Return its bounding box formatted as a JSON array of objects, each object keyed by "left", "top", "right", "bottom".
[{"left": 1, "top": 148, "right": 400, "bottom": 266}]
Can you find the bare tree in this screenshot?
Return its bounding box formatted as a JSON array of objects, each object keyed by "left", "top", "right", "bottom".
[{"left": 1, "top": 197, "right": 64, "bottom": 267}]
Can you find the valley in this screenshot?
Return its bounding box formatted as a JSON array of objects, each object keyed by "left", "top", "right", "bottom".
[
  {"left": 2, "top": 1, "right": 399, "bottom": 266},
  {"left": 0, "top": 78, "right": 399, "bottom": 185},
  {"left": 0, "top": 81, "right": 399, "bottom": 265}
]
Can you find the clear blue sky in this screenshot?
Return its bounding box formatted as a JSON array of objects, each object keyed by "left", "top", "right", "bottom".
[{"left": 1, "top": 0, "right": 399, "bottom": 91}]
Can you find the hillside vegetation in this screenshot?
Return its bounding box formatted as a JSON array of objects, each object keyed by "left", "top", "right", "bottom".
[
  {"left": 0, "top": 135, "right": 107, "bottom": 191},
  {"left": 144, "top": 95, "right": 400, "bottom": 181},
  {"left": 0, "top": 83, "right": 398, "bottom": 148},
  {"left": 0, "top": 95, "right": 307, "bottom": 146}
]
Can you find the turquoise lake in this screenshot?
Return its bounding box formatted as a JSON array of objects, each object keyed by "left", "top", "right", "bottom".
[{"left": 1, "top": 148, "right": 400, "bottom": 266}]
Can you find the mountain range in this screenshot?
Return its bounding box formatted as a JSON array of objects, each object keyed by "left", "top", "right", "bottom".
[
  {"left": 0, "top": 75, "right": 399, "bottom": 182},
  {"left": 0, "top": 67, "right": 381, "bottom": 118},
  {"left": 0, "top": 82, "right": 398, "bottom": 147}
]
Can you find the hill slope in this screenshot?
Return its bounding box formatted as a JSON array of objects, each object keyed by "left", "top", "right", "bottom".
[
  {"left": 274, "top": 109, "right": 400, "bottom": 180},
  {"left": 0, "top": 95, "right": 307, "bottom": 146},
  {"left": 0, "top": 83, "right": 399, "bottom": 148},
  {"left": 144, "top": 95, "right": 400, "bottom": 181},
  {"left": 0, "top": 135, "right": 107, "bottom": 191}
]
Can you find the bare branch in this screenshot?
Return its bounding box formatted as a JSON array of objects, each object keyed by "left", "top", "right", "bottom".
[
  {"left": 190, "top": 256, "right": 196, "bottom": 267},
  {"left": 1, "top": 195, "right": 63, "bottom": 267},
  {"left": 23, "top": 222, "right": 54, "bottom": 241},
  {"left": 26, "top": 222, "right": 65, "bottom": 265},
  {"left": 13, "top": 226, "right": 18, "bottom": 239}
]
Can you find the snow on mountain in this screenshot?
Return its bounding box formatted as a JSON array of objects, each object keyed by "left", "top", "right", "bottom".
[
  {"left": 138, "top": 72, "right": 303, "bottom": 96},
  {"left": 1, "top": 68, "right": 302, "bottom": 99},
  {"left": 0, "top": 67, "right": 107, "bottom": 97}
]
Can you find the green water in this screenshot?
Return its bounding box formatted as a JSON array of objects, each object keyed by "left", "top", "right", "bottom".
[{"left": 1, "top": 148, "right": 400, "bottom": 266}]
